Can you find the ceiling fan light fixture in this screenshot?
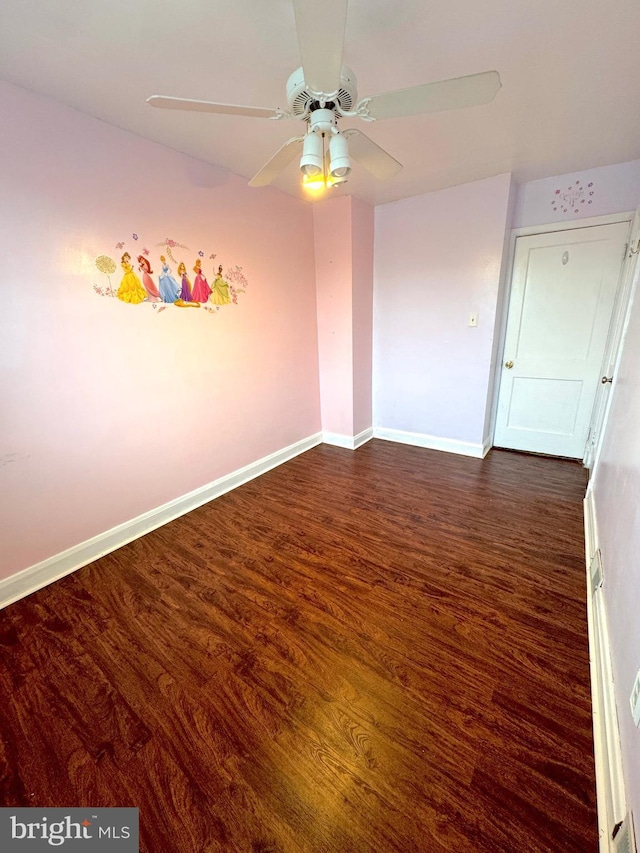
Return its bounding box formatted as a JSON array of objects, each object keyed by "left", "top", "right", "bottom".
[
  {"left": 300, "top": 131, "right": 323, "bottom": 176},
  {"left": 329, "top": 132, "right": 351, "bottom": 178},
  {"left": 147, "top": 2, "right": 500, "bottom": 192}
]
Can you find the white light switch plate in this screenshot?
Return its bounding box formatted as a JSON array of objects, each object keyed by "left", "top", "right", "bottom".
[{"left": 468, "top": 312, "right": 478, "bottom": 327}]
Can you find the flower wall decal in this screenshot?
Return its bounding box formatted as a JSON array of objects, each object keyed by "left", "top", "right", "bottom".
[
  {"left": 95, "top": 255, "right": 118, "bottom": 297},
  {"left": 551, "top": 179, "right": 594, "bottom": 214}
]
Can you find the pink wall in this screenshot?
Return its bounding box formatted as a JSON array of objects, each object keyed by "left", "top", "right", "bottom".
[
  {"left": 373, "top": 173, "right": 513, "bottom": 446},
  {"left": 513, "top": 160, "right": 640, "bottom": 228},
  {"left": 591, "top": 268, "right": 640, "bottom": 823},
  {"left": 0, "top": 80, "right": 321, "bottom": 579},
  {"left": 313, "top": 196, "right": 374, "bottom": 439},
  {"left": 350, "top": 198, "right": 374, "bottom": 437},
  {"left": 313, "top": 196, "right": 355, "bottom": 437}
]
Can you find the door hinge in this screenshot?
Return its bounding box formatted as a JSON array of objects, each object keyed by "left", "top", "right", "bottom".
[
  {"left": 612, "top": 812, "right": 637, "bottom": 853},
  {"left": 629, "top": 239, "right": 640, "bottom": 257}
]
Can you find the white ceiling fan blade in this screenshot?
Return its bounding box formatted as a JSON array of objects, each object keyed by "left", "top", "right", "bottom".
[
  {"left": 363, "top": 70, "right": 501, "bottom": 120},
  {"left": 343, "top": 129, "right": 402, "bottom": 180},
  {"left": 249, "top": 137, "right": 305, "bottom": 187},
  {"left": 292, "top": 0, "right": 348, "bottom": 94},
  {"left": 147, "top": 95, "right": 281, "bottom": 119}
]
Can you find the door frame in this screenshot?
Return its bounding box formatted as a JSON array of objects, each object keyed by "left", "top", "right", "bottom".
[
  {"left": 584, "top": 208, "right": 640, "bottom": 471},
  {"left": 487, "top": 211, "right": 634, "bottom": 460}
]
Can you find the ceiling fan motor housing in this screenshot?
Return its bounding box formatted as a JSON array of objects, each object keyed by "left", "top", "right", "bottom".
[{"left": 286, "top": 66, "right": 358, "bottom": 117}]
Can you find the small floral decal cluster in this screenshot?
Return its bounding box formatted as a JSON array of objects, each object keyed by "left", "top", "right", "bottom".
[
  {"left": 92, "top": 232, "right": 250, "bottom": 317},
  {"left": 551, "top": 180, "right": 595, "bottom": 214},
  {"left": 226, "top": 265, "right": 249, "bottom": 305}
]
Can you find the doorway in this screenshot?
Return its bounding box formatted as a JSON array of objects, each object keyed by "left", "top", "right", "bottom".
[{"left": 493, "top": 219, "right": 630, "bottom": 458}]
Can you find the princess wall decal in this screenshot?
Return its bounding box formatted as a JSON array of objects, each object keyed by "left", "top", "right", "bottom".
[
  {"left": 177, "top": 262, "right": 193, "bottom": 302},
  {"left": 191, "top": 259, "right": 212, "bottom": 302},
  {"left": 92, "top": 233, "right": 250, "bottom": 316},
  {"left": 138, "top": 256, "right": 162, "bottom": 302},
  {"left": 211, "top": 265, "right": 231, "bottom": 305},
  {"left": 117, "top": 252, "right": 147, "bottom": 304},
  {"left": 157, "top": 255, "right": 182, "bottom": 303}
]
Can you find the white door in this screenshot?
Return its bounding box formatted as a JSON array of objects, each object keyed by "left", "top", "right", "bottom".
[{"left": 494, "top": 221, "right": 629, "bottom": 458}]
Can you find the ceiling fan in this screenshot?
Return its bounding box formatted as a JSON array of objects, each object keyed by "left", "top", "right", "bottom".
[{"left": 147, "top": 0, "right": 501, "bottom": 189}]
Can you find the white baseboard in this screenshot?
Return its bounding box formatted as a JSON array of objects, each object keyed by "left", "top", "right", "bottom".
[
  {"left": 584, "top": 489, "right": 628, "bottom": 852},
  {"left": 322, "top": 428, "right": 373, "bottom": 450},
  {"left": 372, "top": 427, "right": 487, "bottom": 458},
  {"left": 353, "top": 428, "right": 374, "bottom": 449},
  {"left": 0, "top": 432, "right": 323, "bottom": 611}
]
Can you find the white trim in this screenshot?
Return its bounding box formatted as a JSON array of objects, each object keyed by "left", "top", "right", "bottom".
[
  {"left": 485, "top": 177, "right": 520, "bottom": 445},
  {"left": 586, "top": 206, "right": 640, "bottom": 472},
  {"left": 373, "top": 427, "right": 486, "bottom": 458},
  {"left": 322, "top": 432, "right": 355, "bottom": 449},
  {"left": 353, "top": 428, "right": 374, "bottom": 449},
  {"left": 512, "top": 211, "right": 634, "bottom": 240},
  {"left": 0, "top": 432, "right": 323, "bottom": 611},
  {"left": 584, "top": 490, "right": 627, "bottom": 852},
  {"left": 322, "top": 428, "right": 374, "bottom": 451}
]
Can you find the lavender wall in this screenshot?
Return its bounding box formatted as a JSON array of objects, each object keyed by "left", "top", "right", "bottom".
[
  {"left": 514, "top": 160, "right": 640, "bottom": 820},
  {"left": 518, "top": 158, "right": 640, "bottom": 822},
  {"left": 0, "top": 80, "right": 321, "bottom": 579},
  {"left": 591, "top": 264, "right": 640, "bottom": 823},
  {"left": 513, "top": 160, "right": 640, "bottom": 228},
  {"left": 373, "top": 173, "right": 513, "bottom": 448}
]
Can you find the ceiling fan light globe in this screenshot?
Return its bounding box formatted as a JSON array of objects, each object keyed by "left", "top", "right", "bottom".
[
  {"left": 329, "top": 133, "right": 351, "bottom": 178},
  {"left": 300, "top": 132, "right": 323, "bottom": 176},
  {"left": 301, "top": 163, "right": 323, "bottom": 176},
  {"left": 331, "top": 162, "right": 351, "bottom": 177}
]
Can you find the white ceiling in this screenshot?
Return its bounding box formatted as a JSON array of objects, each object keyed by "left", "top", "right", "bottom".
[{"left": 1, "top": 0, "right": 639, "bottom": 206}]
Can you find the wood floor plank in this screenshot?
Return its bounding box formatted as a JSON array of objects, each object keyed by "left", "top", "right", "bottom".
[
  {"left": 0, "top": 443, "right": 596, "bottom": 851},
  {"left": 7, "top": 596, "right": 151, "bottom": 765}
]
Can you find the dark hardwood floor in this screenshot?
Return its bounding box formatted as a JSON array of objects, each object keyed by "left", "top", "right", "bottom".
[{"left": 0, "top": 442, "right": 596, "bottom": 852}]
